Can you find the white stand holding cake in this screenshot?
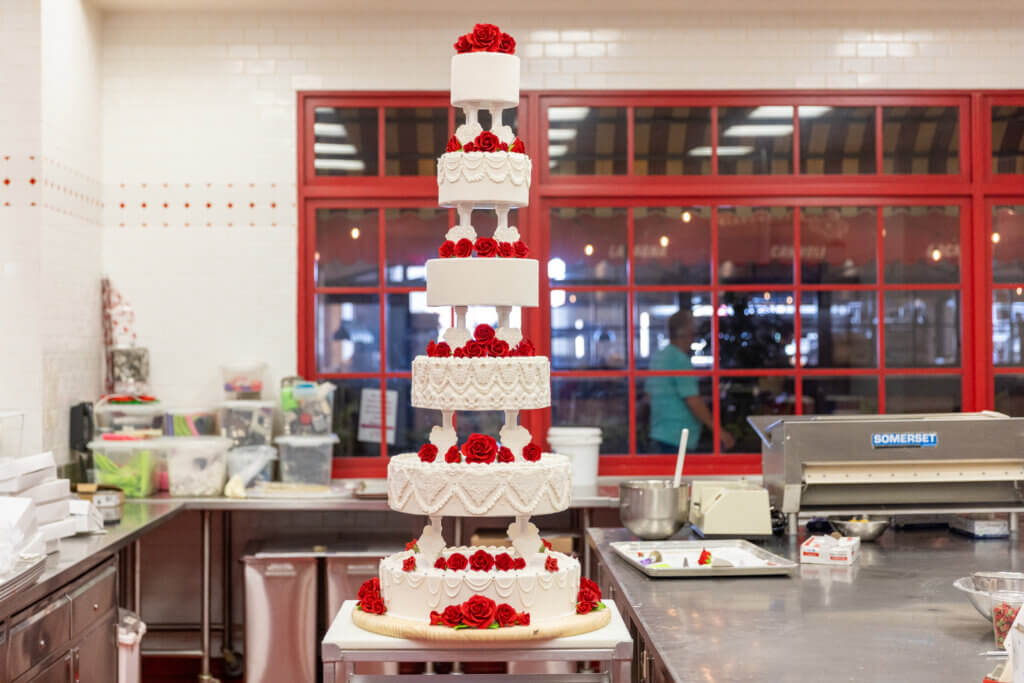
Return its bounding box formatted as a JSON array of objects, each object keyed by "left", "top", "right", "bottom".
[{"left": 353, "top": 23, "right": 609, "bottom": 640}]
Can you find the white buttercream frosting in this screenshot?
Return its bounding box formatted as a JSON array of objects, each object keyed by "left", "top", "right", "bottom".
[
  {"left": 437, "top": 152, "right": 531, "bottom": 208},
  {"left": 412, "top": 356, "right": 550, "bottom": 411}
]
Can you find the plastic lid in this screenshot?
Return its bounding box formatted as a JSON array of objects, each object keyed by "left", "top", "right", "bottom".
[
  {"left": 87, "top": 438, "right": 169, "bottom": 451},
  {"left": 165, "top": 407, "right": 217, "bottom": 414},
  {"left": 94, "top": 403, "right": 163, "bottom": 415},
  {"left": 163, "top": 436, "right": 233, "bottom": 450},
  {"left": 221, "top": 400, "right": 276, "bottom": 409},
  {"left": 274, "top": 433, "right": 340, "bottom": 445}
]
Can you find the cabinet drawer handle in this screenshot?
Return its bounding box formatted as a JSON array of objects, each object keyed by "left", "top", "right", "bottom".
[
  {"left": 93, "top": 602, "right": 99, "bottom": 611},
  {"left": 39, "top": 637, "right": 46, "bottom": 649}
]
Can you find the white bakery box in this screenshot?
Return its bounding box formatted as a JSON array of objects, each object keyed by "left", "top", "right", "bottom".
[{"left": 800, "top": 535, "right": 861, "bottom": 566}]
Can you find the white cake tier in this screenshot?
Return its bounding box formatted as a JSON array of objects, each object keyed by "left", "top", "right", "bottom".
[
  {"left": 425, "top": 257, "right": 538, "bottom": 307},
  {"left": 451, "top": 53, "right": 520, "bottom": 109},
  {"left": 437, "top": 152, "right": 531, "bottom": 208},
  {"left": 412, "top": 356, "right": 550, "bottom": 411},
  {"left": 387, "top": 453, "right": 571, "bottom": 517},
  {"left": 380, "top": 547, "right": 579, "bottom": 625}
]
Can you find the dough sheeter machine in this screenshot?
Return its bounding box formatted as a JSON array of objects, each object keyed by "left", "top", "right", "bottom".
[{"left": 748, "top": 412, "right": 1024, "bottom": 535}]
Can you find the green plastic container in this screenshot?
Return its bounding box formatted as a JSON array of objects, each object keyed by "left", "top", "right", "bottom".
[{"left": 87, "top": 438, "right": 165, "bottom": 498}]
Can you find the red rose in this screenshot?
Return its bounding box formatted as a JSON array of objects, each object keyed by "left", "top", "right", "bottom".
[
  {"left": 453, "top": 347, "right": 466, "bottom": 358},
  {"left": 469, "top": 23, "right": 501, "bottom": 51},
  {"left": 523, "top": 442, "right": 542, "bottom": 462},
  {"left": 358, "top": 578, "right": 380, "bottom": 600},
  {"left": 577, "top": 586, "right": 599, "bottom": 606},
  {"left": 469, "top": 549, "right": 495, "bottom": 571},
  {"left": 430, "top": 610, "right": 444, "bottom": 625},
  {"left": 496, "top": 603, "right": 517, "bottom": 626},
  {"left": 361, "top": 595, "right": 386, "bottom": 614},
  {"left": 454, "top": 35, "right": 473, "bottom": 54},
  {"left": 474, "top": 324, "right": 495, "bottom": 343},
  {"left": 446, "top": 135, "right": 462, "bottom": 152},
  {"left": 545, "top": 556, "right": 559, "bottom": 572},
  {"left": 510, "top": 138, "right": 526, "bottom": 154},
  {"left": 475, "top": 236, "right": 498, "bottom": 257},
  {"left": 488, "top": 338, "right": 509, "bottom": 357},
  {"left": 541, "top": 538, "right": 553, "bottom": 551},
  {"left": 498, "top": 141, "right": 509, "bottom": 152},
  {"left": 441, "top": 604, "right": 463, "bottom": 627},
  {"left": 434, "top": 557, "right": 447, "bottom": 570},
  {"left": 497, "top": 446, "right": 514, "bottom": 463},
  {"left": 576, "top": 598, "right": 596, "bottom": 615},
  {"left": 444, "top": 446, "right": 461, "bottom": 463},
  {"left": 474, "top": 131, "right": 500, "bottom": 153},
  {"left": 464, "top": 340, "right": 487, "bottom": 358},
  {"left": 494, "top": 552, "right": 514, "bottom": 571},
  {"left": 497, "top": 241, "right": 514, "bottom": 257},
  {"left": 446, "top": 552, "right": 468, "bottom": 571},
  {"left": 515, "top": 339, "right": 535, "bottom": 356},
  {"left": 426, "top": 340, "right": 437, "bottom": 356},
  {"left": 455, "top": 238, "right": 473, "bottom": 257},
  {"left": 435, "top": 341, "right": 451, "bottom": 357},
  {"left": 580, "top": 577, "right": 602, "bottom": 601},
  {"left": 516, "top": 611, "right": 530, "bottom": 626},
  {"left": 462, "top": 141, "right": 477, "bottom": 152},
  {"left": 513, "top": 557, "right": 526, "bottom": 570},
  {"left": 438, "top": 240, "right": 456, "bottom": 258},
  {"left": 406, "top": 539, "right": 419, "bottom": 551},
  {"left": 462, "top": 433, "right": 497, "bottom": 464},
  {"left": 460, "top": 595, "right": 497, "bottom": 629},
  {"left": 403, "top": 556, "right": 416, "bottom": 572},
  {"left": 513, "top": 240, "right": 530, "bottom": 257},
  {"left": 418, "top": 443, "right": 438, "bottom": 462},
  {"left": 497, "top": 32, "right": 516, "bottom": 54}
]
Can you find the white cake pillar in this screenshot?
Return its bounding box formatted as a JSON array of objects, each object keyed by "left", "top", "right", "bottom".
[
  {"left": 495, "top": 305, "right": 522, "bottom": 347},
  {"left": 429, "top": 410, "right": 457, "bottom": 454},
  {"left": 499, "top": 409, "right": 530, "bottom": 460},
  {"left": 443, "top": 306, "right": 471, "bottom": 348}
]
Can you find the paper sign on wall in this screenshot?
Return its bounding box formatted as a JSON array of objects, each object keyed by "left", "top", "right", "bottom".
[{"left": 357, "top": 388, "right": 397, "bottom": 444}]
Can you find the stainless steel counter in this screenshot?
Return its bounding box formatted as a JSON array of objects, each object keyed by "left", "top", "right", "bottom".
[{"left": 588, "top": 526, "right": 1011, "bottom": 682}]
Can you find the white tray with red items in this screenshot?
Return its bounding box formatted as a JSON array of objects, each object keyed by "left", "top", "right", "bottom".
[
  {"left": 611, "top": 539, "right": 797, "bottom": 578},
  {"left": 800, "top": 535, "right": 860, "bottom": 566}
]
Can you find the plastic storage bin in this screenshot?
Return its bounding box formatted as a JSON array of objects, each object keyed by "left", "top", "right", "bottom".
[
  {"left": 222, "top": 362, "right": 266, "bottom": 400},
  {"left": 94, "top": 399, "right": 164, "bottom": 437},
  {"left": 165, "top": 408, "right": 218, "bottom": 436},
  {"left": 227, "top": 445, "right": 277, "bottom": 483},
  {"left": 281, "top": 380, "right": 335, "bottom": 435},
  {"left": 993, "top": 590, "right": 1024, "bottom": 648},
  {"left": 275, "top": 434, "right": 338, "bottom": 488},
  {"left": 87, "top": 438, "right": 165, "bottom": 498},
  {"left": 166, "top": 437, "right": 231, "bottom": 497},
  {"left": 220, "top": 400, "right": 275, "bottom": 447}
]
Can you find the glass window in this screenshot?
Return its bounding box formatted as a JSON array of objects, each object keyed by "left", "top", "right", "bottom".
[
  {"left": 316, "top": 208, "right": 379, "bottom": 287},
  {"left": 385, "top": 108, "right": 448, "bottom": 176},
  {"left": 718, "top": 291, "right": 795, "bottom": 369},
  {"left": 802, "top": 377, "right": 878, "bottom": 415},
  {"left": 995, "top": 375, "right": 1024, "bottom": 416},
  {"left": 316, "top": 294, "right": 381, "bottom": 373},
  {"left": 883, "top": 206, "right": 960, "bottom": 284},
  {"left": 327, "top": 378, "right": 382, "bottom": 458},
  {"left": 720, "top": 377, "right": 795, "bottom": 452},
  {"left": 386, "top": 293, "right": 449, "bottom": 372},
  {"left": 991, "top": 106, "right": 1024, "bottom": 174},
  {"left": 718, "top": 206, "right": 794, "bottom": 284},
  {"left": 800, "top": 290, "right": 877, "bottom": 368},
  {"left": 882, "top": 106, "right": 960, "bottom": 174},
  {"left": 549, "top": 207, "right": 628, "bottom": 285},
  {"left": 551, "top": 377, "right": 628, "bottom": 454},
  {"left": 633, "top": 107, "right": 712, "bottom": 175},
  {"left": 799, "top": 106, "right": 876, "bottom": 174},
  {"left": 992, "top": 288, "right": 1024, "bottom": 366},
  {"left": 633, "top": 206, "right": 711, "bottom": 285},
  {"left": 800, "top": 206, "right": 877, "bottom": 284},
  {"left": 385, "top": 207, "right": 449, "bottom": 286},
  {"left": 993, "top": 206, "right": 1024, "bottom": 283},
  {"left": 636, "top": 377, "right": 713, "bottom": 454},
  {"left": 717, "top": 106, "right": 794, "bottom": 175},
  {"left": 634, "top": 292, "right": 713, "bottom": 370},
  {"left": 547, "top": 107, "right": 627, "bottom": 175},
  {"left": 313, "top": 107, "right": 378, "bottom": 176},
  {"left": 885, "top": 376, "right": 961, "bottom": 413},
  {"left": 455, "top": 107, "right": 518, "bottom": 136},
  {"left": 884, "top": 290, "right": 960, "bottom": 368},
  {"left": 550, "top": 290, "right": 627, "bottom": 370},
  {"left": 388, "top": 378, "right": 439, "bottom": 455}
]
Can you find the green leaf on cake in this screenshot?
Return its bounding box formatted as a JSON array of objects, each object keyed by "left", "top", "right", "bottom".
[
  {"left": 453, "top": 624, "right": 469, "bottom": 630},
  {"left": 595, "top": 601, "right": 606, "bottom": 610},
  {"left": 488, "top": 622, "right": 500, "bottom": 629}
]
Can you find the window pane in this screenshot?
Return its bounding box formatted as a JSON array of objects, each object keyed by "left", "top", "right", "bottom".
[
  {"left": 387, "top": 378, "right": 436, "bottom": 455},
  {"left": 993, "top": 206, "right": 1024, "bottom": 283},
  {"left": 549, "top": 207, "right": 628, "bottom": 285},
  {"left": 385, "top": 207, "right": 449, "bottom": 286},
  {"left": 884, "top": 290, "right": 960, "bottom": 368},
  {"left": 634, "top": 107, "right": 711, "bottom": 175},
  {"left": 883, "top": 106, "right": 959, "bottom": 174},
  {"left": 802, "top": 377, "right": 878, "bottom": 415},
  {"left": 386, "top": 293, "right": 449, "bottom": 372},
  {"left": 720, "top": 377, "right": 795, "bottom": 452},
  {"left": 313, "top": 107, "right": 378, "bottom": 176},
  {"left": 800, "top": 291, "right": 877, "bottom": 368},
  {"left": 456, "top": 411, "right": 506, "bottom": 442},
  {"left": 992, "top": 288, "right": 1024, "bottom": 366},
  {"left": 799, "top": 106, "right": 876, "bottom": 174},
  {"left": 717, "top": 106, "right": 793, "bottom": 175},
  {"left": 548, "top": 107, "right": 627, "bottom": 175},
  {"left": 883, "top": 206, "right": 960, "bottom": 284},
  {"left": 326, "top": 378, "right": 381, "bottom": 458},
  {"left": 718, "top": 291, "right": 795, "bottom": 369},
  {"left": 551, "top": 377, "right": 628, "bottom": 454},
  {"left": 385, "top": 107, "right": 448, "bottom": 176},
  {"left": 316, "top": 208, "right": 378, "bottom": 287},
  {"left": 995, "top": 375, "right": 1024, "bottom": 416},
  {"left": 316, "top": 293, "right": 380, "bottom": 373},
  {"left": 634, "top": 292, "right": 713, "bottom": 370},
  {"left": 455, "top": 107, "right": 518, "bottom": 136},
  {"left": 801, "top": 206, "right": 877, "bottom": 284},
  {"left": 885, "top": 376, "right": 961, "bottom": 413},
  {"left": 718, "top": 206, "right": 794, "bottom": 284},
  {"left": 634, "top": 206, "right": 711, "bottom": 285},
  {"left": 636, "top": 376, "right": 713, "bottom": 454},
  {"left": 550, "top": 290, "right": 627, "bottom": 370},
  {"left": 991, "top": 106, "right": 1024, "bottom": 174}
]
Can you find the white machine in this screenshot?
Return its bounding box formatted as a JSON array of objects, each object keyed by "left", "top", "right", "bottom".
[{"left": 688, "top": 480, "right": 772, "bottom": 538}]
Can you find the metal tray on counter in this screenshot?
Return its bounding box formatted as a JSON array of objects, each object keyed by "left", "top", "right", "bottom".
[
  {"left": 0, "top": 554, "right": 46, "bottom": 602},
  {"left": 611, "top": 539, "right": 797, "bottom": 578}
]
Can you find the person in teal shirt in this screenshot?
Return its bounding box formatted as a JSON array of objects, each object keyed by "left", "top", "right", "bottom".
[{"left": 647, "top": 310, "right": 735, "bottom": 453}]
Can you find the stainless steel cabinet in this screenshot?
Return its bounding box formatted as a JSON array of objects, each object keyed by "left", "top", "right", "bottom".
[
  {"left": 74, "top": 616, "right": 117, "bottom": 683},
  {"left": 26, "top": 652, "right": 72, "bottom": 683}
]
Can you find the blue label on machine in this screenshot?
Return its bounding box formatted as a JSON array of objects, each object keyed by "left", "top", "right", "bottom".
[{"left": 870, "top": 432, "right": 938, "bottom": 448}]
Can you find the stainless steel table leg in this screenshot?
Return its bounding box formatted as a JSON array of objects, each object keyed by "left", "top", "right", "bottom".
[
  {"left": 222, "top": 511, "right": 232, "bottom": 651},
  {"left": 787, "top": 513, "right": 798, "bottom": 536},
  {"left": 1012, "top": 512, "right": 1019, "bottom": 536},
  {"left": 199, "top": 509, "right": 218, "bottom": 683},
  {"left": 133, "top": 538, "right": 142, "bottom": 614}
]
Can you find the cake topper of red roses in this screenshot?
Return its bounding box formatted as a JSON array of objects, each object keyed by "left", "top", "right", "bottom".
[
  {"left": 459, "top": 131, "right": 526, "bottom": 155},
  {"left": 454, "top": 23, "right": 516, "bottom": 55}
]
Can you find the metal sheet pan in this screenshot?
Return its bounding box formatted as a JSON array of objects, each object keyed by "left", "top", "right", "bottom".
[
  {"left": 0, "top": 554, "right": 46, "bottom": 602},
  {"left": 611, "top": 539, "right": 797, "bottom": 578}
]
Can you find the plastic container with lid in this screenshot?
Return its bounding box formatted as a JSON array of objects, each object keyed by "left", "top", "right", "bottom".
[
  {"left": 165, "top": 408, "right": 218, "bottom": 436},
  {"left": 275, "top": 434, "right": 339, "bottom": 488},
  {"left": 219, "top": 400, "right": 275, "bottom": 447},
  {"left": 993, "top": 590, "right": 1024, "bottom": 648},
  {"left": 281, "top": 379, "right": 335, "bottom": 436},
  {"left": 94, "top": 398, "right": 164, "bottom": 437},
  {"left": 87, "top": 438, "right": 166, "bottom": 498},
  {"left": 165, "top": 437, "right": 231, "bottom": 497},
  {"left": 227, "top": 445, "right": 277, "bottom": 483},
  {"left": 222, "top": 362, "right": 266, "bottom": 400}
]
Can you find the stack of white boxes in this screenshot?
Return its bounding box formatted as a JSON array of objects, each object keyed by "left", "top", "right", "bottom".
[{"left": 0, "top": 452, "right": 77, "bottom": 554}]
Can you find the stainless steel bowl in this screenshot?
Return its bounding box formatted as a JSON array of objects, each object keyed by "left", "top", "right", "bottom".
[
  {"left": 954, "top": 576, "right": 994, "bottom": 622},
  {"left": 973, "top": 571, "right": 1024, "bottom": 594},
  {"left": 829, "top": 517, "right": 890, "bottom": 542},
  {"left": 619, "top": 479, "right": 688, "bottom": 540}
]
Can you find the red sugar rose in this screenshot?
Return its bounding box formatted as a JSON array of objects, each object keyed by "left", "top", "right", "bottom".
[
  {"left": 489, "top": 338, "right": 510, "bottom": 357},
  {"left": 576, "top": 598, "right": 596, "bottom": 615},
  {"left": 499, "top": 141, "right": 510, "bottom": 152},
  {"left": 406, "top": 539, "right": 418, "bottom": 551},
  {"left": 497, "top": 446, "right": 514, "bottom": 463},
  {"left": 403, "top": 556, "right": 416, "bottom": 572},
  {"left": 513, "top": 240, "right": 530, "bottom": 257},
  {"left": 358, "top": 578, "right": 380, "bottom": 600},
  {"left": 496, "top": 603, "right": 517, "bottom": 627},
  {"left": 418, "top": 443, "right": 437, "bottom": 462},
  {"left": 453, "top": 347, "right": 466, "bottom": 358},
  {"left": 497, "top": 241, "right": 514, "bottom": 257},
  {"left": 361, "top": 595, "right": 385, "bottom": 614},
  {"left": 426, "top": 340, "right": 437, "bottom": 356},
  {"left": 462, "top": 141, "right": 477, "bottom": 152},
  {"left": 494, "top": 552, "right": 514, "bottom": 571},
  {"left": 516, "top": 612, "right": 530, "bottom": 626},
  {"left": 435, "top": 341, "right": 451, "bottom": 357},
  {"left": 446, "top": 552, "right": 468, "bottom": 571},
  {"left": 513, "top": 557, "right": 526, "bottom": 570},
  {"left": 446, "top": 135, "right": 462, "bottom": 152},
  {"left": 475, "top": 236, "right": 498, "bottom": 257},
  {"left": 434, "top": 557, "right": 447, "bottom": 570},
  {"left": 515, "top": 339, "right": 535, "bottom": 356},
  {"left": 474, "top": 131, "right": 501, "bottom": 153},
  {"left": 438, "top": 240, "right": 456, "bottom": 258},
  {"left": 541, "top": 538, "right": 553, "bottom": 551},
  {"left": 469, "top": 23, "right": 501, "bottom": 51},
  {"left": 510, "top": 138, "right": 526, "bottom": 154},
  {"left": 497, "top": 32, "right": 516, "bottom": 54},
  {"left": 455, "top": 238, "right": 473, "bottom": 257},
  {"left": 469, "top": 549, "right": 495, "bottom": 571},
  {"left": 444, "top": 446, "right": 461, "bottom": 463},
  {"left": 523, "top": 442, "right": 542, "bottom": 462},
  {"left": 545, "top": 556, "right": 559, "bottom": 572},
  {"left": 474, "top": 324, "right": 495, "bottom": 343},
  {"left": 576, "top": 586, "right": 599, "bottom": 614},
  {"left": 441, "top": 604, "right": 463, "bottom": 626},
  {"left": 460, "top": 594, "right": 497, "bottom": 628},
  {"left": 462, "top": 433, "right": 498, "bottom": 464},
  {"left": 580, "top": 577, "right": 602, "bottom": 601},
  {"left": 430, "top": 610, "right": 444, "bottom": 625},
  {"left": 454, "top": 35, "right": 473, "bottom": 54},
  {"left": 464, "top": 340, "right": 487, "bottom": 358}
]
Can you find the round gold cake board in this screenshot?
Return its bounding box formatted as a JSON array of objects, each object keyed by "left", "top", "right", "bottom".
[{"left": 352, "top": 607, "right": 611, "bottom": 642}]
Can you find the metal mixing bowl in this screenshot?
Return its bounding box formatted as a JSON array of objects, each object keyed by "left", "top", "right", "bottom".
[
  {"left": 973, "top": 571, "right": 1024, "bottom": 594},
  {"left": 829, "top": 517, "right": 890, "bottom": 541},
  {"left": 954, "top": 576, "right": 994, "bottom": 622},
  {"left": 619, "top": 479, "right": 688, "bottom": 540}
]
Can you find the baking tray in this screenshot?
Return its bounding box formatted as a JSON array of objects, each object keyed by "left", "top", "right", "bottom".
[
  {"left": 611, "top": 539, "right": 797, "bottom": 578},
  {"left": 0, "top": 554, "right": 46, "bottom": 602}
]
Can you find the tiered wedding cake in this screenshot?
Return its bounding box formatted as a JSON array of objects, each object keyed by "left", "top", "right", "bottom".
[{"left": 353, "top": 23, "right": 607, "bottom": 639}]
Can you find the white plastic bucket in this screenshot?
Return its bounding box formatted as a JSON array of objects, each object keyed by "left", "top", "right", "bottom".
[
  {"left": 117, "top": 609, "right": 146, "bottom": 683},
  {"left": 547, "top": 427, "right": 602, "bottom": 488}
]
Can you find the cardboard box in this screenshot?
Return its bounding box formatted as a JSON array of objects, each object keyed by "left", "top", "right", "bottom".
[{"left": 800, "top": 535, "right": 860, "bottom": 566}]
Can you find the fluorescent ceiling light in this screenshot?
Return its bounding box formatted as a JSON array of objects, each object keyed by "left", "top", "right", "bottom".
[
  {"left": 797, "top": 106, "right": 833, "bottom": 118},
  {"left": 314, "top": 142, "right": 357, "bottom": 155},
  {"left": 722, "top": 124, "right": 793, "bottom": 138},
  {"left": 548, "top": 107, "right": 590, "bottom": 122},
  {"left": 314, "top": 122, "right": 348, "bottom": 137},
  {"left": 548, "top": 145, "right": 569, "bottom": 157},
  {"left": 314, "top": 159, "right": 366, "bottom": 171},
  {"left": 548, "top": 128, "right": 578, "bottom": 141},
  {"left": 688, "top": 145, "right": 753, "bottom": 157},
  {"left": 747, "top": 106, "right": 833, "bottom": 120}
]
